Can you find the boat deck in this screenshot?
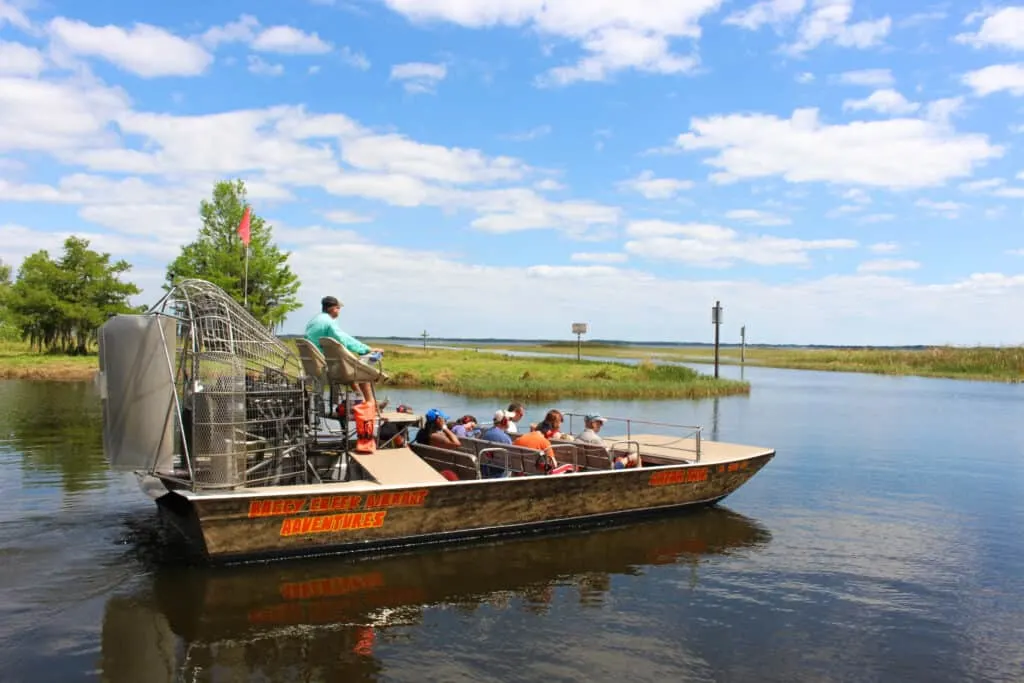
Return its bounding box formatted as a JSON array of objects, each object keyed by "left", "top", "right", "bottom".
[{"left": 607, "top": 434, "right": 774, "bottom": 465}]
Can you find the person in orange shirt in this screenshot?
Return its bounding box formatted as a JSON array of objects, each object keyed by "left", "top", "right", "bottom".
[{"left": 514, "top": 429, "right": 557, "bottom": 472}]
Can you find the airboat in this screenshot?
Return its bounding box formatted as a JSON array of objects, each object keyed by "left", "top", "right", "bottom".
[{"left": 96, "top": 279, "right": 775, "bottom": 563}]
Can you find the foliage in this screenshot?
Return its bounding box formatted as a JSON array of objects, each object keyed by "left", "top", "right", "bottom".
[
  {"left": 0, "top": 260, "right": 16, "bottom": 342},
  {"left": 166, "top": 179, "right": 301, "bottom": 330},
  {"left": 5, "top": 237, "right": 142, "bottom": 354}
]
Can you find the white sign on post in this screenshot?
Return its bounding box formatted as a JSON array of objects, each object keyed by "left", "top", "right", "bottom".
[{"left": 571, "top": 323, "right": 588, "bottom": 335}]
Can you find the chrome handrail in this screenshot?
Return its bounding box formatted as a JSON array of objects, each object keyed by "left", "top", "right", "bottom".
[{"left": 562, "top": 412, "right": 703, "bottom": 462}]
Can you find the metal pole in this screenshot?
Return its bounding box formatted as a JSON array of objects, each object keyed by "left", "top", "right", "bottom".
[
  {"left": 243, "top": 246, "right": 249, "bottom": 308},
  {"left": 741, "top": 325, "right": 746, "bottom": 365},
  {"left": 713, "top": 300, "right": 720, "bottom": 378},
  {"left": 577, "top": 332, "right": 581, "bottom": 362}
]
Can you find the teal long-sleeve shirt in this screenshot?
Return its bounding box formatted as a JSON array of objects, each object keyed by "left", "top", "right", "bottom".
[{"left": 305, "top": 312, "right": 370, "bottom": 355}]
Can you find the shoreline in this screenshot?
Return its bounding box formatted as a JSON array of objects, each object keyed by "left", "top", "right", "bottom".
[{"left": 0, "top": 343, "right": 751, "bottom": 400}]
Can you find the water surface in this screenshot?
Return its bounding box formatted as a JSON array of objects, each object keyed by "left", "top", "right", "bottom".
[{"left": 0, "top": 366, "right": 1022, "bottom": 682}]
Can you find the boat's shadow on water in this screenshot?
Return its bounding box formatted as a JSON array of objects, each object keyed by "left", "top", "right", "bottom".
[{"left": 99, "top": 507, "right": 772, "bottom": 682}]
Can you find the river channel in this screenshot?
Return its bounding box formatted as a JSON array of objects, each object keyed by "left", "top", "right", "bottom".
[{"left": 0, "top": 362, "right": 1021, "bottom": 682}]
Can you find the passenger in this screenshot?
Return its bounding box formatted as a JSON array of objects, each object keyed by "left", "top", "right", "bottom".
[
  {"left": 481, "top": 410, "right": 515, "bottom": 445},
  {"left": 535, "top": 409, "right": 567, "bottom": 440},
  {"left": 415, "top": 408, "right": 461, "bottom": 450},
  {"left": 451, "top": 415, "right": 478, "bottom": 438},
  {"left": 576, "top": 413, "right": 638, "bottom": 468},
  {"left": 506, "top": 402, "right": 525, "bottom": 434},
  {"left": 513, "top": 429, "right": 557, "bottom": 472},
  {"left": 575, "top": 414, "right": 608, "bottom": 445},
  {"left": 305, "top": 295, "right": 384, "bottom": 408}
]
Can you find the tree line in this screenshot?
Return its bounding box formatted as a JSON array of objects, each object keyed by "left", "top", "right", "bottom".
[{"left": 0, "top": 180, "right": 302, "bottom": 355}]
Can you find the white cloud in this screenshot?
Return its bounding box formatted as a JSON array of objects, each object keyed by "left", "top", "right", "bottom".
[
  {"left": 247, "top": 55, "right": 284, "bottom": 76},
  {"left": 785, "top": 0, "right": 891, "bottom": 55},
  {"left": 724, "top": 209, "right": 791, "bottom": 226},
  {"left": 251, "top": 25, "right": 333, "bottom": 54},
  {"left": 0, "top": 40, "right": 45, "bottom": 76},
  {"left": 962, "top": 63, "right": 1024, "bottom": 96},
  {"left": 858, "top": 213, "right": 895, "bottom": 223},
  {"left": 323, "top": 210, "right": 372, "bottom": 224},
  {"left": 47, "top": 17, "right": 213, "bottom": 77},
  {"left": 1006, "top": 248, "right": 1024, "bottom": 256},
  {"left": 534, "top": 178, "right": 565, "bottom": 191},
  {"left": 380, "top": 0, "right": 716, "bottom": 85},
  {"left": 869, "top": 241, "right": 899, "bottom": 253},
  {"left": 959, "top": 178, "right": 1005, "bottom": 192},
  {"left": 389, "top": 61, "right": 447, "bottom": 94},
  {"left": 338, "top": 46, "right": 370, "bottom": 70},
  {"left": 915, "top": 198, "right": 964, "bottom": 219},
  {"left": 674, "top": 107, "right": 1002, "bottom": 188},
  {"left": 570, "top": 252, "right": 629, "bottom": 264},
  {"left": 857, "top": 258, "right": 920, "bottom": 273},
  {"left": 843, "top": 187, "right": 871, "bottom": 203},
  {"left": 834, "top": 68, "right": 893, "bottom": 87},
  {"left": 0, "top": 76, "right": 130, "bottom": 153},
  {"left": 924, "top": 97, "right": 965, "bottom": 125},
  {"left": 503, "top": 125, "right": 552, "bottom": 141},
  {"left": 617, "top": 170, "right": 694, "bottom": 199},
  {"left": 0, "top": 0, "right": 31, "bottom": 31},
  {"left": 796, "top": 71, "right": 815, "bottom": 83},
  {"left": 956, "top": 7, "right": 1024, "bottom": 51},
  {"left": 624, "top": 219, "right": 856, "bottom": 267},
  {"left": 200, "top": 15, "right": 260, "bottom": 49},
  {"left": 842, "top": 89, "right": 920, "bottom": 115},
  {"left": 725, "top": 0, "right": 806, "bottom": 30}
]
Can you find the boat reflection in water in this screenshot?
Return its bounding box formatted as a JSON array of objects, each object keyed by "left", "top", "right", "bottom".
[{"left": 100, "top": 507, "right": 771, "bottom": 682}]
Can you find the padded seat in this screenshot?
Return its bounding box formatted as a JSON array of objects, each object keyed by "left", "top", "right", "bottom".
[{"left": 319, "top": 337, "right": 388, "bottom": 385}]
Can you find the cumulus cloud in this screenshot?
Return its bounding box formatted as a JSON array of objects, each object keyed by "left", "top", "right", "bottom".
[
  {"left": 46, "top": 17, "right": 213, "bottom": 77},
  {"left": 724, "top": 209, "right": 791, "bottom": 226},
  {"left": 380, "top": 0, "right": 716, "bottom": 85},
  {"left": 956, "top": 7, "right": 1024, "bottom": 51},
  {"left": 857, "top": 258, "right": 920, "bottom": 273},
  {"left": 0, "top": 41, "right": 46, "bottom": 76},
  {"left": 834, "top": 68, "right": 893, "bottom": 87},
  {"left": 842, "top": 89, "right": 920, "bottom": 115},
  {"left": 624, "top": 219, "right": 856, "bottom": 267},
  {"left": 784, "top": 0, "right": 891, "bottom": 55},
  {"left": 673, "top": 107, "right": 1002, "bottom": 188},
  {"left": 389, "top": 62, "right": 447, "bottom": 94},
  {"left": 617, "top": 170, "right": 694, "bottom": 199},
  {"left": 963, "top": 63, "right": 1024, "bottom": 97}
]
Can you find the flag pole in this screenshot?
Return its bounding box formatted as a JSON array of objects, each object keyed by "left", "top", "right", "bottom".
[
  {"left": 243, "top": 245, "right": 249, "bottom": 308},
  {"left": 238, "top": 205, "right": 252, "bottom": 309}
]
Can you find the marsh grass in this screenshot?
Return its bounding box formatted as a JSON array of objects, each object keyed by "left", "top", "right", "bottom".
[
  {"left": 0, "top": 341, "right": 98, "bottom": 381},
  {"left": 367, "top": 346, "right": 749, "bottom": 400},
  {"left": 501, "top": 342, "right": 1024, "bottom": 383}
]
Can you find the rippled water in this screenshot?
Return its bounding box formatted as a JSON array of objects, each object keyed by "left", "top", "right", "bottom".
[{"left": 0, "top": 366, "right": 1022, "bottom": 682}]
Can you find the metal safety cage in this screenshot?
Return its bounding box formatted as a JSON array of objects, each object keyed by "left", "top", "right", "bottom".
[{"left": 149, "top": 278, "right": 312, "bottom": 490}]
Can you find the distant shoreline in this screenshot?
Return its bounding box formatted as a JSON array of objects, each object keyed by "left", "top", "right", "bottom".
[{"left": 2, "top": 339, "right": 1020, "bottom": 385}]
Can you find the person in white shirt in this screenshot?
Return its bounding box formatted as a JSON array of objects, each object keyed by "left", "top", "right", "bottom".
[
  {"left": 506, "top": 402, "right": 525, "bottom": 434},
  {"left": 575, "top": 414, "right": 608, "bottom": 446}
]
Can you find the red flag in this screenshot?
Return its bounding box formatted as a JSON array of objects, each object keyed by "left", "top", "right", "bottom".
[{"left": 237, "top": 206, "right": 251, "bottom": 246}]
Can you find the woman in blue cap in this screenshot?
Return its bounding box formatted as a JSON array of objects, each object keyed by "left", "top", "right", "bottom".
[{"left": 414, "top": 408, "right": 461, "bottom": 450}]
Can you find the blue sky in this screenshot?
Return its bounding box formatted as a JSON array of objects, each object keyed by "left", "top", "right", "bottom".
[{"left": 2, "top": 0, "right": 1024, "bottom": 345}]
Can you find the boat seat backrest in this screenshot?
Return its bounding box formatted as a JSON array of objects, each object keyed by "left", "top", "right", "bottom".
[
  {"left": 573, "top": 442, "right": 615, "bottom": 470},
  {"left": 294, "top": 338, "right": 327, "bottom": 383},
  {"left": 459, "top": 436, "right": 547, "bottom": 475},
  {"left": 409, "top": 442, "right": 481, "bottom": 480},
  {"left": 319, "top": 337, "right": 388, "bottom": 385}
]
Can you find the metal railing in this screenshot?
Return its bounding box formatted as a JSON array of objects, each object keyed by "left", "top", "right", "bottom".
[{"left": 561, "top": 412, "right": 704, "bottom": 462}]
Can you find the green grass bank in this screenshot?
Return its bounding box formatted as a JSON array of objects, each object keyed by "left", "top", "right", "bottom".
[
  {"left": 488, "top": 342, "right": 1024, "bottom": 383},
  {"left": 0, "top": 341, "right": 751, "bottom": 401}
]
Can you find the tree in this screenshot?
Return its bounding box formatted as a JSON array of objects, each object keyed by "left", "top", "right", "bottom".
[
  {"left": 0, "top": 259, "right": 16, "bottom": 341},
  {"left": 7, "top": 237, "right": 141, "bottom": 354},
  {"left": 165, "top": 179, "right": 301, "bottom": 330}
]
